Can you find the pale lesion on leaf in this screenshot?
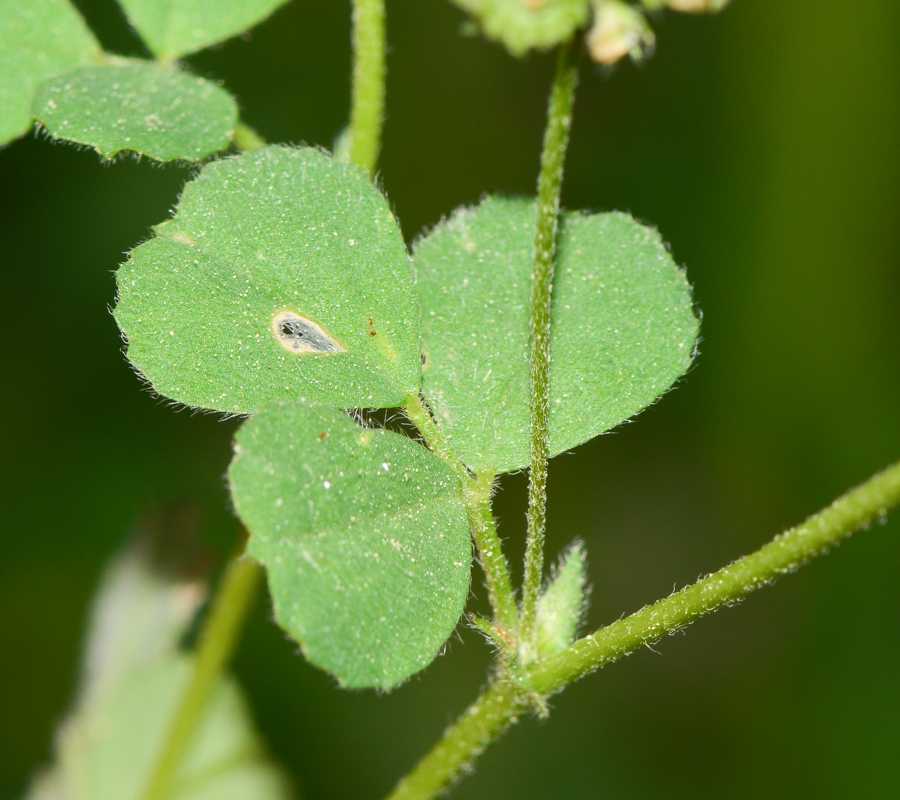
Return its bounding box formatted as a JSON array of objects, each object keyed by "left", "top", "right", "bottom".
[{"left": 270, "top": 310, "right": 346, "bottom": 354}]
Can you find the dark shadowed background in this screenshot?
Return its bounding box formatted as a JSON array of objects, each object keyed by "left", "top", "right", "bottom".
[{"left": 2, "top": 1, "right": 899, "bottom": 797}]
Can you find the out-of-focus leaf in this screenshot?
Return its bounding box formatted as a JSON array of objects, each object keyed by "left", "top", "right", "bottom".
[
  {"left": 230, "top": 402, "right": 472, "bottom": 689},
  {"left": 75, "top": 505, "right": 208, "bottom": 711},
  {"left": 0, "top": 0, "right": 101, "bottom": 146},
  {"left": 21, "top": 513, "right": 290, "bottom": 800},
  {"left": 55, "top": 657, "right": 291, "bottom": 800},
  {"left": 415, "top": 195, "right": 699, "bottom": 474},
  {"left": 450, "top": 0, "right": 590, "bottom": 56},
  {"left": 115, "top": 146, "right": 422, "bottom": 413},
  {"left": 117, "top": 0, "right": 291, "bottom": 60},
  {"left": 33, "top": 61, "right": 238, "bottom": 161}
]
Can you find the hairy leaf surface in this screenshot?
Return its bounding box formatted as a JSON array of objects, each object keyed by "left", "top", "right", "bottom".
[
  {"left": 118, "top": 0, "right": 290, "bottom": 60},
  {"left": 34, "top": 61, "right": 238, "bottom": 161},
  {"left": 450, "top": 0, "right": 589, "bottom": 56},
  {"left": 0, "top": 0, "right": 101, "bottom": 145},
  {"left": 415, "top": 196, "right": 698, "bottom": 473},
  {"left": 115, "top": 146, "right": 421, "bottom": 412},
  {"left": 230, "top": 403, "right": 471, "bottom": 690}
]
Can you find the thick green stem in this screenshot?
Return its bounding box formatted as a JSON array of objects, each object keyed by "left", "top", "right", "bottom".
[
  {"left": 521, "top": 41, "right": 579, "bottom": 654},
  {"left": 141, "top": 552, "right": 263, "bottom": 800},
  {"left": 384, "top": 680, "right": 523, "bottom": 800},
  {"left": 529, "top": 458, "right": 900, "bottom": 693},
  {"left": 404, "top": 394, "right": 519, "bottom": 636},
  {"left": 233, "top": 121, "right": 266, "bottom": 152},
  {"left": 349, "top": 0, "right": 386, "bottom": 176},
  {"left": 384, "top": 459, "right": 900, "bottom": 800}
]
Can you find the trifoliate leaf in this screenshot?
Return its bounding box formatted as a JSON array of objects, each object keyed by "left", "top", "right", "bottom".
[
  {"left": 535, "top": 540, "right": 587, "bottom": 659},
  {"left": 53, "top": 657, "right": 291, "bottom": 800},
  {"left": 229, "top": 402, "right": 472, "bottom": 690},
  {"left": 0, "top": 0, "right": 101, "bottom": 146},
  {"left": 118, "top": 0, "right": 290, "bottom": 60},
  {"left": 450, "top": 0, "right": 590, "bottom": 57},
  {"left": 114, "top": 146, "right": 422, "bottom": 413},
  {"left": 415, "top": 196, "right": 698, "bottom": 474},
  {"left": 33, "top": 61, "right": 238, "bottom": 161}
]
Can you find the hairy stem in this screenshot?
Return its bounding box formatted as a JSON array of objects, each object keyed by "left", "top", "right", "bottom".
[
  {"left": 404, "top": 393, "right": 518, "bottom": 636},
  {"left": 233, "top": 121, "right": 267, "bottom": 152},
  {"left": 385, "top": 458, "right": 900, "bottom": 800},
  {"left": 384, "top": 680, "right": 522, "bottom": 800},
  {"left": 349, "top": 0, "right": 386, "bottom": 176},
  {"left": 141, "top": 551, "right": 263, "bottom": 800},
  {"left": 465, "top": 475, "right": 520, "bottom": 638},
  {"left": 529, "top": 458, "right": 900, "bottom": 692},
  {"left": 521, "top": 41, "right": 579, "bottom": 653}
]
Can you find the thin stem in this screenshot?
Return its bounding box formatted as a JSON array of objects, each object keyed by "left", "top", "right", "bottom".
[
  {"left": 349, "top": 0, "right": 386, "bottom": 177},
  {"left": 521, "top": 41, "right": 579, "bottom": 653},
  {"left": 141, "top": 551, "right": 263, "bottom": 800},
  {"left": 233, "top": 121, "right": 266, "bottom": 152},
  {"left": 403, "top": 393, "right": 519, "bottom": 636},
  {"left": 403, "top": 391, "right": 470, "bottom": 486},
  {"left": 384, "top": 458, "right": 900, "bottom": 800},
  {"left": 465, "top": 475, "right": 520, "bottom": 637}
]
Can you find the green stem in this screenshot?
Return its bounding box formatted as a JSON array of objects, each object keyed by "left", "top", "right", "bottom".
[
  {"left": 233, "top": 121, "right": 266, "bottom": 152},
  {"left": 465, "top": 475, "right": 520, "bottom": 638},
  {"left": 529, "top": 458, "right": 900, "bottom": 693},
  {"left": 349, "top": 0, "right": 386, "bottom": 176},
  {"left": 384, "top": 680, "right": 523, "bottom": 800},
  {"left": 403, "top": 392, "right": 470, "bottom": 485},
  {"left": 384, "top": 458, "right": 900, "bottom": 800},
  {"left": 521, "top": 40, "right": 579, "bottom": 654},
  {"left": 141, "top": 551, "right": 263, "bottom": 800},
  {"left": 404, "top": 393, "right": 519, "bottom": 637}
]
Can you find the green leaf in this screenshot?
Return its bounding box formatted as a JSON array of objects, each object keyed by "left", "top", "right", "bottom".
[
  {"left": 535, "top": 540, "right": 587, "bottom": 659},
  {"left": 118, "top": 0, "right": 290, "bottom": 60},
  {"left": 53, "top": 657, "right": 291, "bottom": 800},
  {"left": 0, "top": 0, "right": 101, "bottom": 146},
  {"left": 33, "top": 61, "right": 238, "bottom": 161},
  {"left": 76, "top": 505, "right": 208, "bottom": 711},
  {"left": 114, "top": 146, "right": 422, "bottom": 413},
  {"left": 22, "top": 521, "right": 289, "bottom": 800},
  {"left": 415, "top": 196, "right": 699, "bottom": 474},
  {"left": 450, "top": 0, "right": 590, "bottom": 57},
  {"left": 229, "top": 402, "right": 472, "bottom": 689}
]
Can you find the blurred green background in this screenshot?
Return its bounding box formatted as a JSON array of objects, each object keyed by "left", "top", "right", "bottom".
[{"left": 2, "top": 0, "right": 899, "bottom": 797}]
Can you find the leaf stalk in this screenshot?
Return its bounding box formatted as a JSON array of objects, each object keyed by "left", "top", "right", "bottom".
[
  {"left": 233, "top": 121, "right": 266, "bottom": 152},
  {"left": 404, "top": 393, "right": 519, "bottom": 637},
  {"left": 521, "top": 40, "right": 579, "bottom": 654},
  {"left": 349, "top": 0, "right": 386, "bottom": 177}
]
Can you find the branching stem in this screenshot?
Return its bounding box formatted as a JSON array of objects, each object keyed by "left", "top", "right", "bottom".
[
  {"left": 141, "top": 550, "right": 263, "bottom": 800},
  {"left": 521, "top": 40, "right": 579, "bottom": 653},
  {"left": 404, "top": 393, "right": 519, "bottom": 637},
  {"left": 349, "top": 0, "right": 386, "bottom": 177},
  {"left": 385, "top": 458, "right": 900, "bottom": 800}
]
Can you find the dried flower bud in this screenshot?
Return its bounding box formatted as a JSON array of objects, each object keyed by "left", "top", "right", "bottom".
[{"left": 588, "top": 1, "right": 655, "bottom": 66}]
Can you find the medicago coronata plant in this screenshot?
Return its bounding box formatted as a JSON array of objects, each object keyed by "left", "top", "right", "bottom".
[{"left": 4, "top": 1, "right": 898, "bottom": 799}]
